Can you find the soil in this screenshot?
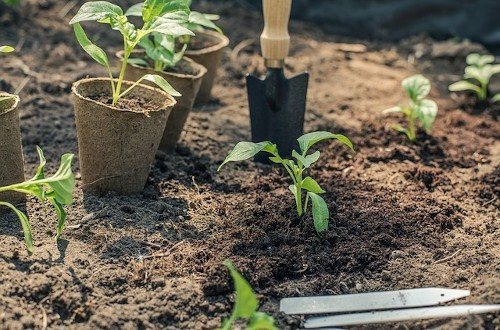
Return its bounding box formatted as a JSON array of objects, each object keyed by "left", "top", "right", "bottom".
[
  {"left": 1, "top": 1, "right": 499, "bottom": 329},
  {"left": 186, "top": 33, "right": 220, "bottom": 51},
  {"left": 89, "top": 92, "right": 161, "bottom": 113},
  {"left": 164, "top": 59, "right": 201, "bottom": 76}
]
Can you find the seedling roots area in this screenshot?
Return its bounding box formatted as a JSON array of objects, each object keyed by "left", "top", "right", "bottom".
[{"left": 1, "top": 1, "right": 498, "bottom": 329}]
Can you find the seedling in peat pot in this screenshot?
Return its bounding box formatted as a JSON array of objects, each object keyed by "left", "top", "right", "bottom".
[
  {"left": 221, "top": 261, "right": 277, "bottom": 330},
  {"left": 449, "top": 53, "right": 500, "bottom": 102},
  {"left": 0, "top": 147, "right": 75, "bottom": 253},
  {"left": 70, "top": 0, "right": 196, "bottom": 105},
  {"left": 126, "top": 0, "right": 222, "bottom": 72},
  {"left": 218, "top": 132, "right": 354, "bottom": 233},
  {"left": 383, "top": 74, "right": 438, "bottom": 142}
]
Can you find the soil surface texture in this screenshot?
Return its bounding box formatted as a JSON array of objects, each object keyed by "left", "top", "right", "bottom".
[{"left": 0, "top": 1, "right": 499, "bottom": 329}]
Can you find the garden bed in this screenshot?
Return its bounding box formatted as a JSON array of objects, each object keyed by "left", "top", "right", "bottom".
[{"left": 0, "top": 1, "right": 498, "bottom": 329}]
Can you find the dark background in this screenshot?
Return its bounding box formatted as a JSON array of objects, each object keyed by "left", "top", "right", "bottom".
[{"left": 226, "top": 0, "right": 500, "bottom": 53}]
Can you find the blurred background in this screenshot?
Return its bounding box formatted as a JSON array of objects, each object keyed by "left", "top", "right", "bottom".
[{"left": 223, "top": 0, "right": 500, "bottom": 54}]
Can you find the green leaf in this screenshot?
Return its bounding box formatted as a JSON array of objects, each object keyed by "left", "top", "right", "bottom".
[
  {"left": 288, "top": 184, "right": 298, "bottom": 200},
  {"left": 308, "top": 192, "right": 329, "bottom": 233},
  {"left": 0, "top": 45, "right": 15, "bottom": 53},
  {"left": 125, "top": 3, "right": 143, "bottom": 16},
  {"left": 127, "top": 57, "right": 149, "bottom": 67},
  {"left": 297, "top": 131, "right": 355, "bottom": 154},
  {"left": 31, "top": 146, "right": 47, "bottom": 181},
  {"left": 492, "top": 94, "right": 500, "bottom": 103},
  {"left": 402, "top": 74, "right": 431, "bottom": 101},
  {"left": 188, "top": 11, "right": 222, "bottom": 33},
  {"left": 415, "top": 99, "right": 438, "bottom": 132},
  {"left": 141, "top": 74, "right": 181, "bottom": 97},
  {"left": 466, "top": 53, "right": 494, "bottom": 67},
  {"left": 224, "top": 260, "right": 259, "bottom": 319},
  {"left": 148, "top": 16, "right": 194, "bottom": 37},
  {"left": 69, "top": 1, "right": 123, "bottom": 24},
  {"left": 247, "top": 312, "right": 278, "bottom": 330},
  {"left": 218, "top": 141, "right": 276, "bottom": 171},
  {"left": 301, "top": 177, "right": 325, "bottom": 194},
  {"left": 143, "top": 0, "right": 190, "bottom": 22},
  {"left": 48, "top": 197, "right": 67, "bottom": 239},
  {"left": 0, "top": 202, "right": 33, "bottom": 253},
  {"left": 448, "top": 80, "right": 481, "bottom": 94},
  {"left": 40, "top": 153, "right": 76, "bottom": 206},
  {"left": 292, "top": 149, "right": 320, "bottom": 168},
  {"left": 73, "top": 23, "right": 110, "bottom": 69}
]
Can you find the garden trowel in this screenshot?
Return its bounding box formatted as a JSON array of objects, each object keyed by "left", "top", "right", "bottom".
[{"left": 247, "top": 0, "right": 309, "bottom": 163}]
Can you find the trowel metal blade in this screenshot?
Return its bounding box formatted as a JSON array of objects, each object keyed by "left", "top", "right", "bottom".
[{"left": 247, "top": 69, "right": 309, "bottom": 161}]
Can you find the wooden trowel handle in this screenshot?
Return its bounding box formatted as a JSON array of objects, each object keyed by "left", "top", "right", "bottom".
[{"left": 261, "top": 0, "right": 292, "bottom": 68}]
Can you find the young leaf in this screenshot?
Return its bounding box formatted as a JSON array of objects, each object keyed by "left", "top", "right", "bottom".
[
  {"left": 148, "top": 16, "right": 194, "bottom": 37},
  {"left": 247, "top": 312, "right": 278, "bottom": 330},
  {"left": 41, "top": 153, "right": 76, "bottom": 205},
  {"left": 218, "top": 141, "right": 275, "bottom": 171},
  {"left": 0, "top": 45, "right": 15, "bottom": 53},
  {"left": 224, "top": 260, "right": 258, "bottom": 319},
  {"left": 308, "top": 192, "right": 329, "bottom": 233},
  {"left": 297, "top": 131, "right": 354, "bottom": 154},
  {"left": 73, "top": 23, "right": 110, "bottom": 69},
  {"left": 189, "top": 11, "right": 222, "bottom": 33},
  {"left": 125, "top": 2, "right": 143, "bottom": 16},
  {"left": 69, "top": 1, "right": 123, "bottom": 24},
  {"left": 466, "top": 53, "right": 494, "bottom": 67},
  {"left": 492, "top": 94, "right": 500, "bottom": 103},
  {"left": 382, "top": 106, "right": 403, "bottom": 114},
  {"left": 448, "top": 80, "right": 481, "bottom": 94},
  {"left": 402, "top": 74, "right": 431, "bottom": 101},
  {"left": 415, "top": 99, "right": 437, "bottom": 131},
  {"left": 301, "top": 177, "right": 325, "bottom": 194},
  {"left": 141, "top": 74, "right": 181, "bottom": 97},
  {"left": 0, "top": 202, "right": 33, "bottom": 253}
]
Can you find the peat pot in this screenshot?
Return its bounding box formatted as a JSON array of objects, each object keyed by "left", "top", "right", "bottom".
[
  {"left": 120, "top": 52, "right": 207, "bottom": 153},
  {"left": 0, "top": 93, "right": 25, "bottom": 205},
  {"left": 72, "top": 78, "right": 176, "bottom": 195},
  {"left": 185, "top": 30, "right": 229, "bottom": 104}
]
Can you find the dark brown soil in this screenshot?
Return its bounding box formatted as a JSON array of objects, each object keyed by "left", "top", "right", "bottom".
[
  {"left": 90, "top": 92, "right": 161, "bottom": 113},
  {"left": 0, "top": 1, "right": 499, "bottom": 329},
  {"left": 187, "top": 32, "right": 221, "bottom": 51},
  {"left": 164, "top": 58, "right": 201, "bottom": 76}
]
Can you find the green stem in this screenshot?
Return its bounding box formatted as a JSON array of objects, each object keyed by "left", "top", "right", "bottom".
[
  {"left": 407, "top": 111, "right": 416, "bottom": 142},
  {"left": 113, "top": 38, "right": 132, "bottom": 106}
]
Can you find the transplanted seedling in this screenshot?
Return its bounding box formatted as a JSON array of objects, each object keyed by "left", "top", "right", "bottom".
[
  {"left": 449, "top": 53, "right": 500, "bottom": 102},
  {"left": 0, "top": 44, "right": 16, "bottom": 102},
  {"left": 218, "top": 132, "right": 354, "bottom": 233},
  {"left": 126, "top": 0, "right": 222, "bottom": 72},
  {"left": 0, "top": 147, "right": 75, "bottom": 253},
  {"left": 221, "top": 261, "right": 277, "bottom": 330},
  {"left": 70, "top": 0, "right": 196, "bottom": 106},
  {"left": 383, "top": 74, "right": 438, "bottom": 142}
]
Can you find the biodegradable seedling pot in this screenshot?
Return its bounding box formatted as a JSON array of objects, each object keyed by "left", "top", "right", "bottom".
[
  {"left": 72, "top": 78, "right": 176, "bottom": 195},
  {"left": 120, "top": 52, "right": 207, "bottom": 153},
  {"left": 185, "top": 30, "right": 229, "bottom": 104},
  {"left": 0, "top": 93, "right": 25, "bottom": 205}
]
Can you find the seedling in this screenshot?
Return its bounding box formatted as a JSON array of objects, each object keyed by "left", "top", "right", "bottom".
[
  {"left": 2, "top": 0, "right": 20, "bottom": 6},
  {"left": 0, "top": 44, "right": 16, "bottom": 102},
  {"left": 70, "top": 0, "right": 196, "bottom": 106},
  {"left": 221, "top": 261, "right": 277, "bottom": 330},
  {"left": 126, "top": 0, "right": 222, "bottom": 72},
  {"left": 383, "top": 74, "right": 438, "bottom": 142},
  {"left": 449, "top": 53, "right": 500, "bottom": 102},
  {"left": 0, "top": 147, "right": 75, "bottom": 253},
  {"left": 218, "top": 132, "right": 354, "bottom": 233}
]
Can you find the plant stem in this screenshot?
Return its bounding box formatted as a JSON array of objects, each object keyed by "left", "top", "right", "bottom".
[
  {"left": 113, "top": 37, "right": 131, "bottom": 106},
  {"left": 407, "top": 111, "right": 416, "bottom": 142}
]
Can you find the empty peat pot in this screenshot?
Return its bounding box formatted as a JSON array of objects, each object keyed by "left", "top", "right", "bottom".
[
  {"left": 0, "top": 93, "right": 25, "bottom": 205},
  {"left": 72, "top": 78, "right": 176, "bottom": 195},
  {"left": 119, "top": 51, "right": 207, "bottom": 153},
  {"left": 185, "top": 30, "right": 229, "bottom": 104}
]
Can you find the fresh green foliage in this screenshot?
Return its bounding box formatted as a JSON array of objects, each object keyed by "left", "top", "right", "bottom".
[
  {"left": 0, "top": 147, "right": 75, "bottom": 253},
  {"left": 218, "top": 132, "right": 354, "bottom": 233},
  {"left": 70, "top": 0, "right": 195, "bottom": 105},
  {"left": 221, "top": 261, "right": 277, "bottom": 330},
  {"left": 383, "top": 74, "right": 438, "bottom": 142},
  {"left": 126, "top": 0, "right": 222, "bottom": 72},
  {"left": 449, "top": 53, "right": 500, "bottom": 101},
  {"left": 2, "top": 0, "right": 20, "bottom": 6}
]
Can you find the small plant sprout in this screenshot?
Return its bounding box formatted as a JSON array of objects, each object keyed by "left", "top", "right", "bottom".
[
  {"left": 449, "top": 53, "right": 500, "bottom": 102},
  {"left": 0, "top": 147, "right": 75, "bottom": 253},
  {"left": 70, "top": 0, "right": 196, "bottom": 106},
  {"left": 221, "top": 261, "right": 277, "bottom": 330},
  {"left": 126, "top": 0, "right": 222, "bottom": 72},
  {"left": 218, "top": 132, "right": 354, "bottom": 233},
  {"left": 383, "top": 74, "right": 438, "bottom": 142}
]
